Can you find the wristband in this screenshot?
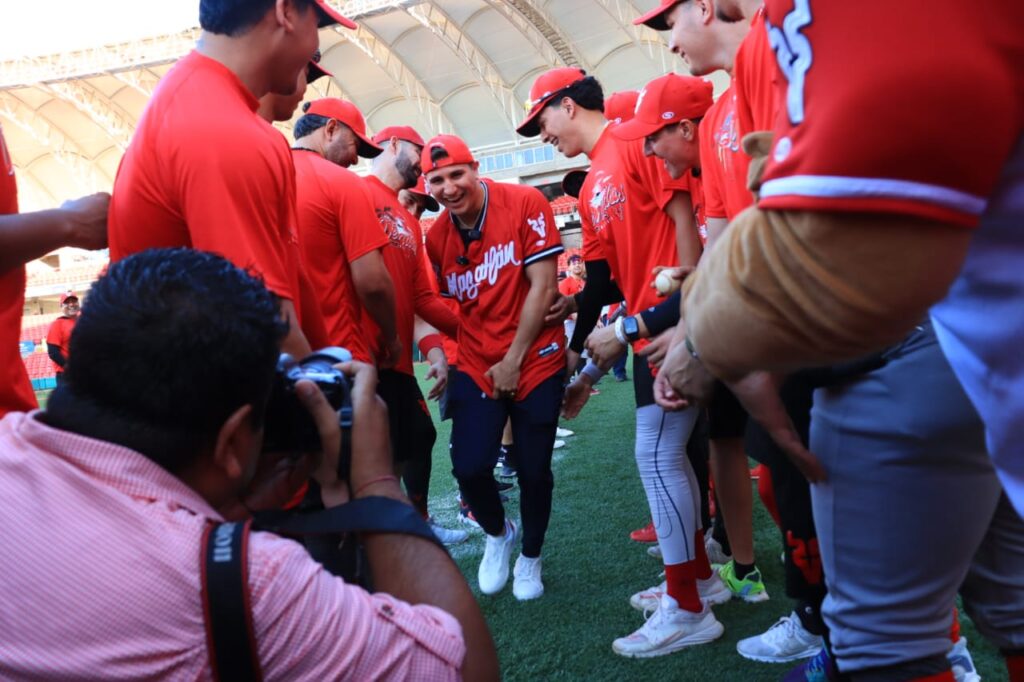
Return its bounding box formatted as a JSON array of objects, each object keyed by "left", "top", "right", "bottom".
[
  {"left": 353, "top": 474, "right": 399, "bottom": 498},
  {"left": 614, "top": 317, "right": 628, "bottom": 346},
  {"left": 684, "top": 335, "right": 700, "bottom": 360},
  {"left": 418, "top": 334, "right": 444, "bottom": 358},
  {"left": 581, "top": 361, "right": 607, "bottom": 384}
]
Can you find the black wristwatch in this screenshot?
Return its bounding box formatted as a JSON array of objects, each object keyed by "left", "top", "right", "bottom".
[{"left": 622, "top": 315, "right": 641, "bottom": 343}]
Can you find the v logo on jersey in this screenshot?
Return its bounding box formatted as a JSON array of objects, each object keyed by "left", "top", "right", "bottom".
[
  {"left": 446, "top": 240, "right": 521, "bottom": 302},
  {"left": 527, "top": 212, "right": 547, "bottom": 239}
]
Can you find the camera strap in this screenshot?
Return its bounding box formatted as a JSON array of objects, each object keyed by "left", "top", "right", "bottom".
[{"left": 201, "top": 496, "right": 445, "bottom": 680}]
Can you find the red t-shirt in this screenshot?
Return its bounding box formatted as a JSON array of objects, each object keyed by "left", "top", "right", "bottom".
[
  {"left": 733, "top": 7, "right": 779, "bottom": 140},
  {"left": 45, "top": 317, "right": 76, "bottom": 374},
  {"left": 426, "top": 179, "right": 565, "bottom": 398},
  {"left": 558, "top": 276, "right": 585, "bottom": 297},
  {"left": 759, "top": 0, "right": 1022, "bottom": 226},
  {"left": 580, "top": 128, "right": 692, "bottom": 319},
  {"left": 0, "top": 127, "right": 37, "bottom": 417},
  {"left": 292, "top": 150, "right": 388, "bottom": 363},
  {"left": 700, "top": 88, "right": 753, "bottom": 222},
  {"left": 363, "top": 176, "right": 458, "bottom": 376},
  {"left": 109, "top": 51, "right": 301, "bottom": 304}
]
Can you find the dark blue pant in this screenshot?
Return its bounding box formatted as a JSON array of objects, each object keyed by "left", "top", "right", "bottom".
[{"left": 448, "top": 368, "right": 564, "bottom": 557}]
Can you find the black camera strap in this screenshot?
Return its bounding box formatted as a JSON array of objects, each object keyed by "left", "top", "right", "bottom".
[{"left": 201, "top": 496, "right": 445, "bottom": 681}]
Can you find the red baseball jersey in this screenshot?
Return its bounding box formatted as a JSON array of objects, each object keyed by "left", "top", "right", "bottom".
[
  {"left": 363, "top": 175, "right": 458, "bottom": 376},
  {"left": 733, "top": 6, "right": 779, "bottom": 140},
  {"left": 0, "top": 126, "right": 37, "bottom": 417},
  {"left": 109, "top": 51, "right": 302, "bottom": 305},
  {"left": 558, "top": 275, "right": 585, "bottom": 297},
  {"left": 292, "top": 150, "right": 388, "bottom": 363},
  {"left": 45, "top": 317, "right": 76, "bottom": 374},
  {"left": 426, "top": 179, "right": 565, "bottom": 398},
  {"left": 700, "top": 88, "right": 754, "bottom": 222},
  {"left": 759, "top": 0, "right": 1023, "bottom": 226},
  {"left": 579, "top": 128, "right": 693, "bottom": 319}
]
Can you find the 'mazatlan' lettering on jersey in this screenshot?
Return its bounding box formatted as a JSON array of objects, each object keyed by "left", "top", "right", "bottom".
[
  {"left": 446, "top": 240, "right": 521, "bottom": 302},
  {"left": 588, "top": 171, "right": 626, "bottom": 234},
  {"left": 376, "top": 207, "right": 418, "bottom": 256}
]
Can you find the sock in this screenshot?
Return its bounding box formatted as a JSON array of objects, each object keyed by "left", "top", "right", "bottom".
[
  {"left": 1007, "top": 654, "right": 1024, "bottom": 682},
  {"left": 664, "top": 561, "right": 701, "bottom": 613},
  {"left": 949, "top": 608, "right": 961, "bottom": 643},
  {"left": 795, "top": 599, "right": 827, "bottom": 636},
  {"left": 733, "top": 560, "right": 756, "bottom": 580},
  {"left": 693, "top": 529, "right": 713, "bottom": 580}
]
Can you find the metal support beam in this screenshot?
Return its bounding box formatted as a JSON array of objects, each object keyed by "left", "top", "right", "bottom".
[
  {"left": 44, "top": 80, "right": 135, "bottom": 151},
  {"left": 496, "top": 0, "right": 592, "bottom": 71},
  {"left": 592, "top": 0, "right": 672, "bottom": 73}
]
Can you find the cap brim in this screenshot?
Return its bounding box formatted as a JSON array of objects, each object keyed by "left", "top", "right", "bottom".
[
  {"left": 610, "top": 116, "right": 662, "bottom": 142},
  {"left": 562, "top": 170, "right": 588, "bottom": 199},
  {"left": 418, "top": 194, "right": 440, "bottom": 213},
  {"left": 633, "top": 3, "right": 675, "bottom": 30},
  {"left": 315, "top": 0, "right": 357, "bottom": 29},
  {"left": 357, "top": 135, "right": 384, "bottom": 158},
  {"left": 516, "top": 104, "right": 545, "bottom": 138},
  {"left": 307, "top": 61, "right": 333, "bottom": 84}
]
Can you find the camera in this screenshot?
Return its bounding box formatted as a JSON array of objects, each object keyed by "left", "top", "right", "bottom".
[{"left": 262, "top": 347, "right": 354, "bottom": 478}]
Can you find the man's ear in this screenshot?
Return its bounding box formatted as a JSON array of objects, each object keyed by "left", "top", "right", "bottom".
[
  {"left": 560, "top": 96, "right": 578, "bottom": 119},
  {"left": 213, "top": 404, "right": 257, "bottom": 481},
  {"left": 695, "top": 0, "right": 715, "bottom": 25},
  {"left": 681, "top": 120, "right": 699, "bottom": 141},
  {"left": 274, "top": 0, "right": 301, "bottom": 33}
]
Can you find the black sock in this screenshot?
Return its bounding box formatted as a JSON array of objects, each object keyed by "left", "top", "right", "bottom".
[
  {"left": 795, "top": 599, "right": 827, "bottom": 636},
  {"left": 733, "top": 560, "right": 755, "bottom": 580}
]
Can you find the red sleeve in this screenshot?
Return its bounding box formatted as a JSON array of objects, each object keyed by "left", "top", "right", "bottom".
[
  {"left": 339, "top": 181, "right": 389, "bottom": 263},
  {"left": 179, "top": 131, "right": 296, "bottom": 300},
  {"left": 413, "top": 223, "right": 459, "bottom": 337},
  {"left": 734, "top": 9, "right": 780, "bottom": 137},
  {"left": 518, "top": 188, "right": 563, "bottom": 266}
]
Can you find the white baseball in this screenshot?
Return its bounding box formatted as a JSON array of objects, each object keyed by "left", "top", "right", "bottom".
[{"left": 655, "top": 270, "right": 680, "bottom": 296}]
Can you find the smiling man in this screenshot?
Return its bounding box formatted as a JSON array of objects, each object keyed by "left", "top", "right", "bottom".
[{"left": 422, "top": 134, "right": 564, "bottom": 602}]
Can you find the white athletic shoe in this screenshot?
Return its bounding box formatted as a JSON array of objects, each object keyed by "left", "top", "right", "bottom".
[
  {"left": 705, "top": 535, "right": 732, "bottom": 566},
  {"left": 736, "top": 612, "right": 822, "bottom": 662},
  {"left": 556, "top": 427, "right": 575, "bottom": 438},
  {"left": 613, "top": 595, "right": 724, "bottom": 658},
  {"left": 478, "top": 520, "right": 518, "bottom": 595},
  {"left": 428, "top": 517, "right": 469, "bottom": 545},
  {"left": 948, "top": 636, "right": 982, "bottom": 682},
  {"left": 552, "top": 439, "right": 566, "bottom": 449},
  {"left": 512, "top": 554, "right": 544, "bottom": 600},
  {"left": 647, "top": 544, "right": 663, "bottom": 559},
  {"left": 629, "top": 573, "right": 731, "bottom": 611}
]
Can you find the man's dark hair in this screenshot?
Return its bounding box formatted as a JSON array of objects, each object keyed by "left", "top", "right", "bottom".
[
  {"left": 293, "top": 103, "right": 331, "bottom": 140},
  {"left": 41, "top": 248, "right": 288, "bottom": 474},
  {"left": 543, "top": 75, "right": 605, "bottom": 114},
  {"left": 430, "top": 146, "right": 450, "bottom": 165},
  {"left": 200, "top": 0, "right": 314, "bottom": 37}
]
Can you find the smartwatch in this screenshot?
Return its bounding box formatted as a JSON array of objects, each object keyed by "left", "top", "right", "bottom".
[{"left": 622, "top": 315, "right": 641, "bottom": 343}]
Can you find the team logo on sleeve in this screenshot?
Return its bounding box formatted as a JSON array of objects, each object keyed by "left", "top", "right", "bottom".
[
  {"left": 446, "top": 240, "right": 521, "bottom": 302},
  {"left": 587, "top": 171, "right": 626, "bottom": 235},
  {"left": 527, "top": 212, "right": 547, "bottom": 245},
  {"left": 376, "top": 207, "right": 418, "bottom": 257}
]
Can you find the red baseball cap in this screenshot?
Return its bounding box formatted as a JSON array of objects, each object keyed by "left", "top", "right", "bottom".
[
  {"left": 604, "top": 90, "right": 640, "bottom": 125},
  {"left": 517, "top": 67, "right": 587, "bottom": 138},
  {"left": 421, "top": 134, "right": 476, "bottom": 175},
  {"left": 408, "top": 176, "right": 440, "bottom": 213},
  {"left": 313, "top": 0, "right": 357, "bottom": 29},
  {"left": 303, "top": 98, "right": 382, "bottom": 158},
  {"left": 372, "top": 125, "right": 425, "bottom": 148},
  {"left": 561, "top": 169, "right": 588, "bottom": 199},
  {"left": 60, "top": 291, "right": 78, "bottom": 304},
  {"left": 612, "top": 74, "right": 714, "bottom": 141},
  {"left": 306, "top": 49, "right": 333, "bottom": 84},
  {"left": 634, "top": 0, "right": 683, "bottom": 30}
]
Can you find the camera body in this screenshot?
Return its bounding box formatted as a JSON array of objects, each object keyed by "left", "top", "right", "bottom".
[{"left": 262, "top": 347, "right": 354, "bottom": 478}]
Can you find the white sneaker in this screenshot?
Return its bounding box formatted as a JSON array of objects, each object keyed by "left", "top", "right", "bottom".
[
  {"left": 630, "top": 574, "right": 731, "bottom": 611},
  {"left": 512, "top": 554, "right": 544, "bottom": 600},
  {"left": 647, "top": 544, "right": 663, "bottom": 559},
  {"left": 428, "top": 517, "right": 469, "bottom": 545},
  {"left": 736, "top": 612, "right": 822, "bottom": 662},
  {"left": 613, "top": 595, "right": 724, "bottom": 658},
  {"left": 552, "top": 439, "right": 566, "bottom": 449},
  {"left": 478, "top": 520, "right": 517, "bottom": 595},
  {"left": 948, "top": 636, "right": 982, "bottom": 682},
  {"left": 705, "top": 535, "right": 732, "bottom": 566},
  {"left": 556, "top": 427, "right": 575, "bottom": 438}
]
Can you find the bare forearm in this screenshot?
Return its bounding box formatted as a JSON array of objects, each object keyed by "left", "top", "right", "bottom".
[
  {"left": 280, "top": 299, "right": 312, "bottom": 359},
  {"left": 358, "top": 282, "right": 398, "bottom": 342},
  {"left": 506, "top": 281, "right": 554, "bottom": 367},
  {"left": 0, "top": 211, "right": 76, "bottom": 274}
]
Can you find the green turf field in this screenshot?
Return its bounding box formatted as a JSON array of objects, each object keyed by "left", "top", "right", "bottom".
[{"left": 414, "top": 363, "right": 1006, "bottom": 682}]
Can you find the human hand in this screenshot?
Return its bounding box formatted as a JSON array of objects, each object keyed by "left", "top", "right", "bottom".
[
  {"left": 660, "top": 331, "right": 715, "bottom": 406},
  {"left": 653, "top": 371, "right": 688, "bottom": 411},
  {"left": 637, "top": 328, "right": 675, "bottom": 368},
  {"left": 425, "top": 348, "right": 448, "bottom": 400},
  {"left": 343, "top": 362, "right": 399, "bottom": 500},
  {"left": 61, "top": 192, "right": 110, "bottom": 251},
  {"left": 565, "top": 348, "right": 581, "bottom": 376},
  {"left": 544, "top": 294, "right": 577, "bottom": 325},
  {"left": 485, "top": 358, "right": 520, "bottom": 399},
  {"left": 650, "top": 265, "right": 694, "bottom": 297},
  {"left": 727, "top": 371, "right": 826, "bottom": 483},
  {"left": 584, "top": 325, "right": 626, "bottom": 370},
  {"left": 561, "top": 375, "right": 593, "bottom": 419}
]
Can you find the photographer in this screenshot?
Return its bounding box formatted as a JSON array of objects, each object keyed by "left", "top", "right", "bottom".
[{"left": 0, "top": 248, "right": 497, "bottom": 681}]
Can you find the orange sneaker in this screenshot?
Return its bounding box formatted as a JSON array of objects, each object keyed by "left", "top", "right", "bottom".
[{"left": 630, "top": 521, "right": 658, "bottom": 544}]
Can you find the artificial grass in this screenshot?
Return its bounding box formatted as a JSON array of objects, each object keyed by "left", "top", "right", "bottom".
[{"left": 413, "top": 364, "right": 1006, "bottom": 681}]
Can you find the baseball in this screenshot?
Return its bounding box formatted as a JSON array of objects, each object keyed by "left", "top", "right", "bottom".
[{"left": 655, "top": 270, "right": 681, "bottom": 296}]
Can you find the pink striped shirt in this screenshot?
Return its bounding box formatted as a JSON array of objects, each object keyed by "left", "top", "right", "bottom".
[{"left": 0, "top": 412, "right": 465, "bottom": 680}]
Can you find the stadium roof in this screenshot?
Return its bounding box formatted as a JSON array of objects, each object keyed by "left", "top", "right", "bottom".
[{"left": 0, "top": 0, "right": 726, "bottom": 212}]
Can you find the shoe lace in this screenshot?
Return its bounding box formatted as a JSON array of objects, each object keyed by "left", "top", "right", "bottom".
[{"left": 762, "top": 614, "right": 800, "bottom": 644}]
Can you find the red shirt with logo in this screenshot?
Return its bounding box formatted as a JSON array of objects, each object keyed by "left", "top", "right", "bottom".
[
  {"left": 580, "top": 129, "right": 693, "bottom": 320},
  {"left": 700, "top": 88, "right": 753, "bottom": 222},
  {"left": 45, "top": 317, "right": 76, "bottom": 374},
  {"left": 109, "top": 51, "right": 303, "bottom": 309},
  {"left": 292, "top": 150, "right": 388, "bottom": 363},
  {"left": 363, "top": 176, "right": 459, "bottom": 376},
  {"left": 759, "top": 0, "right": 1022, "bottom": 226},
  {"left": 0, "top": 127, "right": 37, "bottom": 417},
  {"left": 426, "top": 179, "right": 564, "bottom": 398}
]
